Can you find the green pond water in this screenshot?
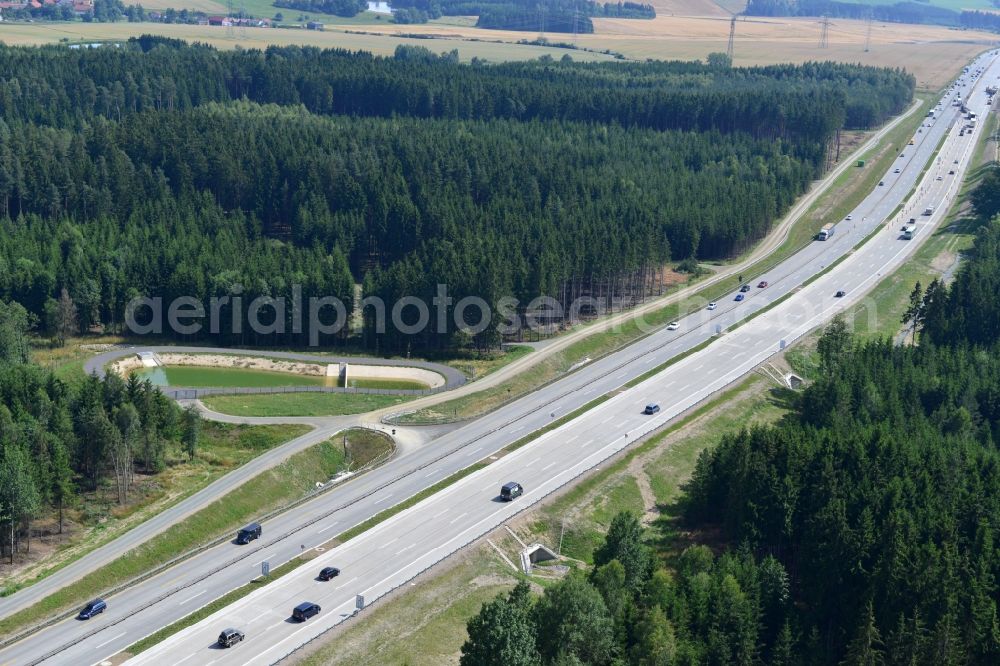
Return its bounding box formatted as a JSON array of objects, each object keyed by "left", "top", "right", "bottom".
[
  {"left": 135, "top": 366, "right": 332, "bottom": 388},
  {"left": 133, "top": 366, "right": 432, "bottom": 390}
]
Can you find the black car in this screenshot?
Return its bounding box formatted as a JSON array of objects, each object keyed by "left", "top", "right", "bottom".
[
  {"left": 739, "top": 284, "right": 751, "bottom": 293},
  {"left": 293, "top": 602, "right": 321, "bottom": 622},
  {"left": 835, "top": 290, "right": 846, "bottom": 298},
  {"left": 78, "top": 598, "right": 107, "bottom": 620},
  {"left": 318, "top": 566, "right": 341, "bottom": 581},
  {"left": 236, "top": 522, "right": 261, "bottom": 545},
  {"left": 500, "top": 482, "right": 523, "bottom": 501},
  {"left": 644, "top": 404, "right": 660, "bottom": 415},
  {"left": 218, "top": 628, "right": 245, "bottom": 648}
]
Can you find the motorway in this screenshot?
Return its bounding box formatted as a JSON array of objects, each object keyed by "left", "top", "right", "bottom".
[
  {"left": 1, "top": 49, "right": 997, "bottom": 666},
  {"left": 0, "top": 76, "right": 924, "bottom": 626}
]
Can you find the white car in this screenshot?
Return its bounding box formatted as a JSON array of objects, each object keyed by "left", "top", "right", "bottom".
[
  {"left": 707, "top": 302, "right": 718, "bottom": 311},
  {"left": 846, "top": 214, "right": 853, "bottom": 221},
  {"left": 666, "top": 321, "right": 680, "bottom": 330}
]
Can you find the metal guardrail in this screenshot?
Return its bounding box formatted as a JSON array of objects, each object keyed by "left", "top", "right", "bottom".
[
  {"left": 275, "top": 94, "right": 975, "bottom": 664},
  {"left": 272, "top": 373, "right": 746, "bottom": 665},
  {"left": 9, "top": 429, "right": 399, "bottom": 664}
]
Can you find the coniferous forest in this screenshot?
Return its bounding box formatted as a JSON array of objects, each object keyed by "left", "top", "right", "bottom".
[
  {"left": 458, "top": 176, "right": 1000, "bottom": 665},
  {"left": 0, "top": 38, "right": 913, "bottom": 351}
]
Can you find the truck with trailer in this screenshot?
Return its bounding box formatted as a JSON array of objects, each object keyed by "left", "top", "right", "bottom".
[{"left": 817, "top": 223, "right": 836, "bottom": 241}]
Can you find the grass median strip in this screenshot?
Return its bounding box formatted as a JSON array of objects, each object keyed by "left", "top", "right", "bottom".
[
  {"left": 125, "top": 556, "right": 303, "bottom": 656},
  {"left": 397, "top": 99, "right": 931, "bottom": 426},
  {"left": 105, "top": 373, "right": 800, "bottom": 656},
  {"left": 0, "top": 429, "right": 391, "bottom": 642},
  {"left": 342, "top": 394, "right": 618, "bottom": 541},
  {"left": 336, "top": 462, "right": 490, "bottom": 544}
]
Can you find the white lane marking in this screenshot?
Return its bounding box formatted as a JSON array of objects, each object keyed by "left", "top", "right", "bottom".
[
  {"left": 541, "top": 461, "right": 557, "bottom": 471},
  {"left": 424, "top": 469, "right": 440, "bottom": 478},
  {"left": 565, "top": 435, "right": 579, "bottom": 444},
  {"left": 93, "top": 631, "right": 126, "bottom": 650},
  {"left": 396, "top": 544, "right": 416, "bottom": 555},
  {"left": 175, "top": 653, "right": 198, "bottom": 665},
  {"left": 449, "top": 512, "right": 468, "bottom": 525},
  {"left": 373, "top": 494, "right": 393, "bottom": 505},
  {"left": 600, "top": 415, "right": 614, "bottom": 425},
  {"left": 317, "top": 522, "right": 339, "bottom": 534},
  {"left": 178, "top": 589, "right": 206, "bottom": 605}
]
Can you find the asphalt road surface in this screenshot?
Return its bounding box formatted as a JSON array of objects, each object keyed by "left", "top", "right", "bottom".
[
  {"left": 1, "top": 49, "right": 996, "bottom": 666},
  {"left": 0, "top": 77, "right": 923, "bottom": 626}
]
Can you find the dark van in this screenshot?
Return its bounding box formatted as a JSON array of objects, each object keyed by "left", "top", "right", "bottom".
[
  {"left": 78, "top": 598, "right": 106, "bottom": 620},
  {"left": 236, "top": 522, "right": 261, "bottom": 545},
  {"left": 293, "top": 602, "right": 321, "bottom": 622},
  {"left": 500, "top": 482, "right": 523, "bottom": 501},
  {"left": 218, "top": 628, "right": 245, "bottom": 648}
]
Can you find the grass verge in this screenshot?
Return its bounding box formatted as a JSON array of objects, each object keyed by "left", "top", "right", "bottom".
[
  {"left": 1, "top": 422, "right": 310, "bottom": 597},
  {"left": 336, "top": 462, "right": 489, "bottom": 544},
  {"left": 0, "top": 429, "right": 391, "bottom": 641},
  {"left": 201, "top": 392, "right": 414, "bottom": 417},
  {"left": 296, "top": 374, "right": 789, "bottom": 665},
  {"left": 395, "top": 96, "right": 932, "bottom": 425},
  {"left": 125, "top": 555, "right": 303, "bottom": 655}
]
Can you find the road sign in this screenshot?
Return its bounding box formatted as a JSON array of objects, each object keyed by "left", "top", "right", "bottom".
[
  {"left": 355, "top": 594, "right": 365, "bottom": 611},
  {"left": 262, "top": 561, "right": 270, "bottom": 577}
]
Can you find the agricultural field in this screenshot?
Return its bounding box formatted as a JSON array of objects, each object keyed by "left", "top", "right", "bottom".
[
  {"left": 0, "top": 21, "right": 617, "bottom": 61},
  {"left": 0, "top": 7, "right": 993, "bottom": 89},
  {"left": 360, "top": 15, "right": 995, "bottom": 89}
]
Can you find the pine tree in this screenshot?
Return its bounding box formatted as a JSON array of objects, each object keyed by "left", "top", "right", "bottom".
[
  {"left": 181, "top": 404, "right": 200, "bottom": 461},
  {"left": 593, "top": 511, "right": 654, "bottom": 596},
  {"left": 840, "top": 601, "right": 885, "bottom": 666},
  {"left": 900, "top": 281, "right": 923, "bottom": 342},
  {"left": 461, "top": 580, "right": 538, "bottom": 666}
]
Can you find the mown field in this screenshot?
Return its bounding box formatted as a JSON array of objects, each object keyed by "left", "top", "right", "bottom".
[
  {"left": 0, "top": 21, "right": 617, "bottom": 61},
  {"left": 1, "top": 14, "right": 991, "bottom": 88}
]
